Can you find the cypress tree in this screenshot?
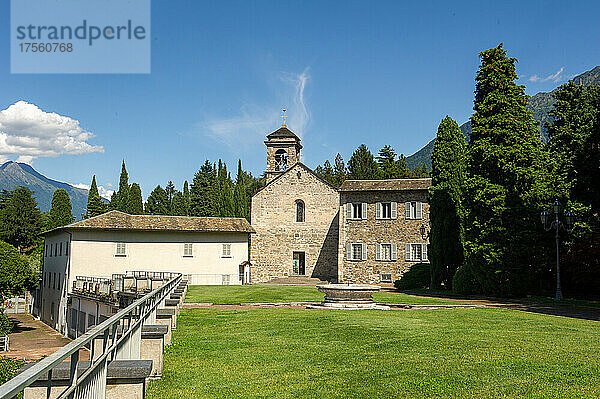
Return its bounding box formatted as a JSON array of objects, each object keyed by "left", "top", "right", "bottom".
[
  {"left": 347, "top": 145, "right": 381, "bottom": 180},
  {"left": 457, "top": 44, "right": 556, "bottom": 296},
  {"left": 127, "top": 183, "right": 144, "bottom": 215},
  {"left": 165, "top": 181, "right": 176, "bottom": 207},
  {"left": 233, "top": 160, "right": 250, "bottom": 221},
  {"left": 429, "top": 117, "right": 466, "bottom": 289},
  {"left": 86, "top": 175, "right": 107, "bottom": 219},
  {"left": 183, "top": 181, "right": 190, "bottom": 216},
  {"left": 214, "top": 161, "right": 234, "bottom": 217},
  {"left": 114, "top": 161, "right": 130, "bottom": 212},
  {"left": 48, "top": 189, "right": 74, "bottom": 229},
  {"left": 145, "top": 185, "right": 169, "bottom": 215}
]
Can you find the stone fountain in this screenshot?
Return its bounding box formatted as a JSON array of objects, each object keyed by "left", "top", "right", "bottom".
[{"left": 307, "top": 283, "right": 390, "bottom": 310}]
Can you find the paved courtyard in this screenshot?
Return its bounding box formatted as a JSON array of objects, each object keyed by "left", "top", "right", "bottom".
[{"left": 5, "top": 314, "right": 89, "bottom": 361}]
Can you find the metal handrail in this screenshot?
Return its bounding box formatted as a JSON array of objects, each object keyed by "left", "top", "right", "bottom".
[{"left": 0, "top": 272, "right": 182, "bottom": 399}]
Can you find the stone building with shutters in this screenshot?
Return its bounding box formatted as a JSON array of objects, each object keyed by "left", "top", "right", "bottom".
[
  {"left": 337, "top": 179, "right": 431, "bottom": 284},
  {"left": 250, "top": 121, "right": 431, "bottom": 285}
]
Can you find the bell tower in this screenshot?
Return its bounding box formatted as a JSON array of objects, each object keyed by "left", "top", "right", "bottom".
[{"left": 265, "top": 110, "right": 302, "bottom": 183}]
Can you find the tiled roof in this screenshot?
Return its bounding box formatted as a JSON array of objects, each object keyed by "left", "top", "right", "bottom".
[
  {"left": 45, "top": 211, "right": 254, "bottom": 234},
  {"left": 340, "top": 178, "right": 432, "bottom": 192},
  {"left": 267, "top": 126, "right": 299, "bottom": 140}
]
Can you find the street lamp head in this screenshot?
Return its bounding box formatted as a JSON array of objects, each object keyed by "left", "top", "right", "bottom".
[
  {"left": 419, "top": 224, "right": 426, "bottom": 238},
  {"left": 540, "top": 210, "right": 549, "bottom": 226},
  {"left": 566, "top": 212, "right": 574, "bottom": 229},
  {"left": 553, "top": 199, "right": 561, "bottom": 215}
]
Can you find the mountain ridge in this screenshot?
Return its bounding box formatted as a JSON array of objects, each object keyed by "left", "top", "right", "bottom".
[
  {"left": 406, "top": 65, "right": 600, "bottom": 170},
  {"left": 0, "top": 161, "right": 89, "bottom": 220}
]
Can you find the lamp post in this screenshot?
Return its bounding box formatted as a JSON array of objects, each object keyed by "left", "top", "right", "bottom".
[{"left": 540, "top": 199, "right": 574, "bottom": 301}]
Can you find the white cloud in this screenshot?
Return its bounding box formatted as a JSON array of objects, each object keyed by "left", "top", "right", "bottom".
[
  {"left": 72, "top": 183, "right": 114, "bottom": 200},
  {"left": 199, "top": 68, "right": 311, "bottom": 149},
  {"left": 0, "top": 101, "right": 104, "bottom": 163},
  {"left": 529, "top": 67, "right": 565, "bottom": 83}
]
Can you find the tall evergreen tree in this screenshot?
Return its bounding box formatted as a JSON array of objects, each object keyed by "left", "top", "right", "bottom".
[
  {"left": 213, "top": 161, "right": 234, "bottom": 217},
  {"left": 456, "top": 44, "right": 556, "bottom": 296},
  {"left": 429, "top": 117, "right": 466, "bottom": 289},
  {"left": 170, "top": 191, "right": 186, "bottom": 216},
  {"left": 377, "top": 145, "right": 399, "bottom": 179},
  {"left": 145, "top": 185, "right": 169, "bottom": 215},
  {"left": 233, "top": 160, "right": 250, "bottom": 221},
  {"left": 47, "top": 189, "right": 74, "bottom": 230},
  {"left": 0, "top": 187, "right": 43, "bottom": 251},
  {"left": 112, "top": 161, "right": 130, "bottom": 211},
  {"left": 183, "top": 181, "right": 190, "bottom": 216},
  {"left": 165, "top": 181, "right": 176, "bottom": 206},
  {"left": 347, "top": 145, "right": 381, "bottom": 180},
  {"left": 333, "top": 153, "right": 347, "bottom": 187},
  {"left": 397, "top": 154, "right": 412, "bottom": 178},
  {"left": 127, "top": 183, "right": 144, "bottom": 215},
  {"left": 190, "top": 161, "right": 216, "bottom": 217},
  {"left": 85, "top": 175, "right": 106, "bottom": 219}
]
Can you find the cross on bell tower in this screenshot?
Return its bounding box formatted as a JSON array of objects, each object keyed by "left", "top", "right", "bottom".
[{"left": 264, "top": 110, "right": 302, "bottom": 183}]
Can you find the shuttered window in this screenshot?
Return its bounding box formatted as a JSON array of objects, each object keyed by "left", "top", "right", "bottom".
[
  {"left": 405, "top": 202, "right": 423, "bottom": 219},
  {"left": 347, "top": 243, "right": 367, "bottom": 261},
  {"left": 183, "top": 243, "right": 193, "bottom": 257},
  {"left": 405, "top": 243, "right": 428, "bottom": 261},
  {"left": 376, "top": 243, "right": 397, "bottom": 261},
  {"left": 346, "top": 203, "right": 367, "bottom": 220},
  {"left": 115, "top": 242, "right": 126, "bottom": 256}
]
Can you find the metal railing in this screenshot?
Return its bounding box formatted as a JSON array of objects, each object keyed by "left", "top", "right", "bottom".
[
  {"left": 0, "top": 335, "right": 8, "bottom": 352},
  {"left": 0, "top": 272, "right": 182, "bottom": 399}
]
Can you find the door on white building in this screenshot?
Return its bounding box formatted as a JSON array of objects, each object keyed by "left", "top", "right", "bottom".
[{"left": 292, "top": 252, "right": 305, "bottom": 276}]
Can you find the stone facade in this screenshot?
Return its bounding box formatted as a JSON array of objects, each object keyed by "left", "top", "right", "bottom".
[
  {"left": 250, "top": 163, "right": 340, "bottom": 283},
  {"left": 264, "top": 127, "right": 303, "bottom": 183},
  {"left": 337, "top": 185, "right": 431, "bottom": 284}
]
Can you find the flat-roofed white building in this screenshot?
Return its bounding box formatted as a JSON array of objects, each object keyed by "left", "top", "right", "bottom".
[{"left": 39, "top": 210, "right": 254, "bottom": 334}]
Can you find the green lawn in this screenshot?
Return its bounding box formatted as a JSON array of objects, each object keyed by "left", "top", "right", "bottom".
[
  {"left": 184, "top": 285, "right": 464, "bottom": 305},
  {"left": 148, "top": 308, "right": 600, "bottom": 398}
]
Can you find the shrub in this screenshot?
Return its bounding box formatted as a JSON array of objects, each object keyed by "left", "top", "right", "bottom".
[
  {"left": 452, "top": 264, "right": 482, "bottom": 295},
  {"left": 0, "top": 356, "right": 24, "bottom": 386},
  {"left": 0, "top": 312, "right": 12, "bottom": 335},
  {"left": 394, "top": 263, "right": 430, "bottom": 290},
  {"left": 0, "top": 241, "right": 38, "bottom": 300}
]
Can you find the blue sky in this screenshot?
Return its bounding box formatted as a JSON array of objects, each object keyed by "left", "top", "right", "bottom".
[{"left": 0, "top": 0, "right": 599, "bottom": 198}]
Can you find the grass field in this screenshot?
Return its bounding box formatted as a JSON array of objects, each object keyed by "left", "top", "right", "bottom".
[
  {"left": 148, "top": 307, "right": 600, "bottom": 398},
  {"left": 184, "top": 285, "right": 464, "bottom": 305}
]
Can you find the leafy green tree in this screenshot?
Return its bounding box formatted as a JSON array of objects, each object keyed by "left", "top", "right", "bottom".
[
  {"left": 183, "top": 181, "right": 190, "bottom": 216},
  {"left": 190, "top": 161, "right": 216, "bottom": 216},
  {"left": 85, "top": 175, "right": 107, "bottom": 218},
  {"left": 170, "top": 191, "right": 186, "bottom": 216},
  {"left": 411, "top": 164, "right": 430, "bottom": 178},
  {"left": 47, "top": 189, "right": 74, "bottom": 230},
  {"left": 347, "top": 144, "right": 381, "bottom": 180},
  {"left": 0, "top": 241, "right": 37, "bottom": 299},
  {"left": 145, "top": 185, "right": 169, "bottom": 215},
  {"left": 127, "top": 183, "right": 144, "bottom": 215},
  {"left": 429, "top": 117, "right": 466, "bottom": 289},
  {"left": 457, "top": 44, "right": 557, "bottom": 296},
  {"left": 0, "top": 187, "right": 43, "bottom": 251}
]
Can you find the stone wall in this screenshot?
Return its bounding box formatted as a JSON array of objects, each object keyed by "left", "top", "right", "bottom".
[
  {"left": 338, "top": 190, "right": 430, "bottom": 284},
  {"left": 250, "top": 163, "right": 339, "bottom": 283}
]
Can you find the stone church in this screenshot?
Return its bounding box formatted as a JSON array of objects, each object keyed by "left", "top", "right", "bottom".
[{"left": 250, "top": 122, "right": 431, "bottom": 285}]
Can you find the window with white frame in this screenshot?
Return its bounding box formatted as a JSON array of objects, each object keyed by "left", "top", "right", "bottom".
[
  {"left": 380, "top": 273, "right": 392, "bottom": 283},
  {"left": 183, "top": 243, "right": 193, "bottom": 257},
  {"left": 376, "top": 202, "right": 397, "bottom": 219},
  {"left": 346, "top": 203, "right": 367, "bottom": 220},
  {"left": 405, "top": 243, "right": 428, "bottom": 261},
  {"left": 346, "top": 243, "right": 367, "bottom": 261},
  {"left": 222, "top": 243, "right": 232, "bottom": 258},
  {"left": 376, "top": 243, "right": 397, "bottom": 261},
  {"left": 115, "top": 242, "right": 126, "bottom": 256},
  {"left": 405, "top": 201, "right": 423, "bottom": 219}
]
